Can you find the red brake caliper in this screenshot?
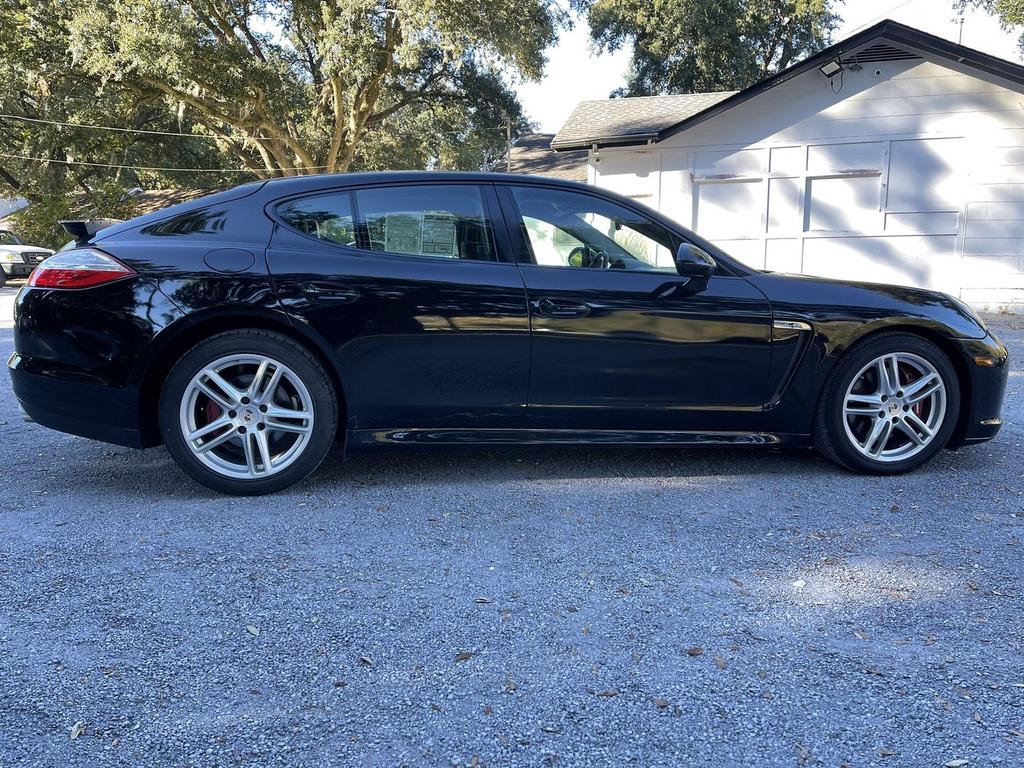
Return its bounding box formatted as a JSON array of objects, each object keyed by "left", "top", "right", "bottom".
[
  {"left": 899, "top": 363, "right": 925, "bottom": 417},
  {"left": 204, "top": 401, "right": 222, "bottom": 423}
]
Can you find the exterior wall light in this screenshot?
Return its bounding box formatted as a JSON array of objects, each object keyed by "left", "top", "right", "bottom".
[{"left": 819, "top": 59, "right": 844, "bottom": 77}]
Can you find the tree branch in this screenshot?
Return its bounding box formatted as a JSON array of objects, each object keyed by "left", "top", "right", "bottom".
[
  {"left": 366, "top": 68, "right": 448, "bottom": 126},
  {"left": 331, "top": 7, "right": 403, "bottom": 172},
  {"left": 137, "top": 77, "right": 316, "bottom": 174},
  {"left": 0, "top": 166, "right": 21, "bottom": 191}
]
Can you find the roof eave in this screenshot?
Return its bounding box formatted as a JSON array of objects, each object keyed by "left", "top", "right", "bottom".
[
  {"left": 550, "top": 133, "right": 659, "bottom": 152},
  {"left": 652, "top": 19, "right": 1024, "bottom": 144},
  {"left": 890, "top": 24, "right": 1024, "bottom": 84}
]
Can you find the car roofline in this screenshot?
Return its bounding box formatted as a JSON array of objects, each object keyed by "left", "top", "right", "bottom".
[
  {"left": 261, "top": 171, "right": 754, "bottom": 277},
  {"left": 257, "top": 170, "right": 595, "bottom": 191},
  {"left": 92, "top": 173, "right": 594, "bottom": 243},
  {"left": 89, "top": 171, "right": 754, "bottom": 277}
]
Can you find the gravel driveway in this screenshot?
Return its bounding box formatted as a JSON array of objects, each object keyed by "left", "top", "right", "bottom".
[{"left": 0, "top": 283, "right": 1021, "bottom": 768}]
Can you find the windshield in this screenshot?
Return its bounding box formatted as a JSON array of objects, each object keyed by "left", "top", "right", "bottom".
[{"left": 0, "top": 230, "right": 23, "bottom": 246}]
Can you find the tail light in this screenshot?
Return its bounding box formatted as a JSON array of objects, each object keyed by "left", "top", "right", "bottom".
[{"left": 28, "top": 248, "right": 135, "bottom": 289}]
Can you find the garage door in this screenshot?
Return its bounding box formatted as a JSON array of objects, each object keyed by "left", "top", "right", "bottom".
[{"left": 688, "top": 138, "right": 964, "bottom": 292}]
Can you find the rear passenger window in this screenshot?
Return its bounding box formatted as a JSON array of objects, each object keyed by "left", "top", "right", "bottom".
[
  {"left": 355, "top": 185, "right": 496, "bottom": 261},
  {"left": 277, "top": 192, "right": 356, "bottom": 247},
  {"left": 276, "top": 185, "right": 497, "bottom": 262}
]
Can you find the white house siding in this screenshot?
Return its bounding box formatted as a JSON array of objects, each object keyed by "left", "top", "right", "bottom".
[{"left": 590, "top": 52, "right": 1024, "bottom": 309}]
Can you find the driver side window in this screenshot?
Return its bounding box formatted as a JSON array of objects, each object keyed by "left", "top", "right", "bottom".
[{"left": 510, "top": 186, "right": 679, "bottom": 272}]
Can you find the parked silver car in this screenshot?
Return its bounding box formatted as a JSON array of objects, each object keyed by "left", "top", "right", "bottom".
[{"left": 0, "top": 230, "right": 52, "bottom": 286}]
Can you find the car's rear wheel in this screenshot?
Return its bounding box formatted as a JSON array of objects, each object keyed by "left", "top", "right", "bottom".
[
  {"left": 159, "top": 329, "right": 338, "bottom": 495},
  {"left": 814, "top": 332, "right": 960, "bottom": 474}
]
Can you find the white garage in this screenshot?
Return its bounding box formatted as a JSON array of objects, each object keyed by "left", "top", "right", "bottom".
[{"left": 551, "top": 20, "right": 1024, "bottom": 310}]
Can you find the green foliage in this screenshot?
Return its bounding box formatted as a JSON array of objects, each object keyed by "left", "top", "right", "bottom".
[
  {"left": 5, "top": 197, "right": 75, "bottom": 250},
  {"left": 351, "top": 66, "right": 531, "bottom": 171},
  {"left": 0, "top": 0, "right": 253, "bottom": 204},
  {"left": 6, "top": 180, "right": 141, "bottom": 249},
  {"left": 586, "top": 0, "right": 839, "bottom": 96},
  {"left": 996, "top": 0, "right": 1024, "bottom": 26},
  {"left": 960, "top": 0, "right": 1024, "bottom": 50},
  {"left": 0, "top": 0, "right": 554, "bottom": 215},
  {"left": 59, "top": 0, "right": 554, "bottom": 175}
]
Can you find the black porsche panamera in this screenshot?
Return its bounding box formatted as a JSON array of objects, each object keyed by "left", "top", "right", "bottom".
[{"left": 8, "top": 172, "right": 1009, "bottom": 494}]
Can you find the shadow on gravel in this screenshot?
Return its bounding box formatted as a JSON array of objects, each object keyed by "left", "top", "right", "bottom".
[
  {"left": 329, "top": 443, "right": 829, "bottom": 484},
  {"left": 60, "top": 436, "right": 997, "bottom": 500}
]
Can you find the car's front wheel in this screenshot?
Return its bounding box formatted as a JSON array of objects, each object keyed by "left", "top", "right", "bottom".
[
  {"left": 159, "top": 329, "right": 338, "bottom": 495},
  {"left": 815, "top": 332, "right": 960, "bottom": 474}
]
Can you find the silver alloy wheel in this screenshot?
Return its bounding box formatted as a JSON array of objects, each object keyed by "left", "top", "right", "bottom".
[
  {"left": 179, "top": 353, "right": 315, "bottom": 480},
  {"left": 842, "top": 351, "right": 947, "bottom": 463}
]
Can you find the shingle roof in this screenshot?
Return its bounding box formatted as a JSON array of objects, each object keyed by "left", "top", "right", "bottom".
[
  {"left": 551, "top": 92, "right": 735, "bottom": 151},
  {"left": 551, "top": 19, "right": 1024, "bottom": 151},
  {"left": 507, "top": 133, "right": 588, "bottom": 181},
  {"left": 129, "top": 187, "right": 216, "bottom": 215}
]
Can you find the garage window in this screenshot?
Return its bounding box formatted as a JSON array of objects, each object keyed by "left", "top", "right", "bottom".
[
  {"left": 806, "top": 176, "right": 881, "bottom": 232},
  {"left": 692, "top": 148, "right": 764, "bottom": 238},
  {"left": 804, "top": 142, "right": 884, "bottom": 233}
]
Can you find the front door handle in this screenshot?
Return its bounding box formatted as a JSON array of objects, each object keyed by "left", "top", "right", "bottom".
[
  {"left": 536, "top": 297, "right": 591, "bottom": 319},
  {"left": 651, "top": 279, "right": 691, "bottom": 299}
]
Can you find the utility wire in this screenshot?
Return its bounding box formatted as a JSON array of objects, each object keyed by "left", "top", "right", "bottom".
[
  {"left": 844, "top": 0, "right": 916, "bottom": 36},
  {"left": 0, "top": 113, "right": 507, "bottom": 139},
  {"left": 0, "top": 112, "right": 253, "bottom": 140},
  {"left": 2, "top": 144, "right": 514, "bottom": 174},
  {"left": 1, "top": 113, "right": 518, "bottom": 174},
  {"left": 0, "top": 152, "right": 265, "bottom": 173}
]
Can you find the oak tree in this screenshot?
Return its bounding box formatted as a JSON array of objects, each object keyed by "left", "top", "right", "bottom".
[
  {"left": 586, "top": 0, "right": 838, "bottom": 96},
  {"left": 66, "top": 0, "right": 555, "bottom": 176}
]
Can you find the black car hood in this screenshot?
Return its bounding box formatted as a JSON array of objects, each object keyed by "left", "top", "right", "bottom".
[{"left": 746, "top": 271, "right": 988, "bottom": 340}]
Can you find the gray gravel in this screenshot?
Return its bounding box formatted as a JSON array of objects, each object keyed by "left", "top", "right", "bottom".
[{"left": 0, "top": 283, "right": 1022, "bottom": 767}]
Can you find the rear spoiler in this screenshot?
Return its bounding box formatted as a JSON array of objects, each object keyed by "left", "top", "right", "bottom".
[{"left": 59, "top": 218, "right": 123, "bottom": 245}]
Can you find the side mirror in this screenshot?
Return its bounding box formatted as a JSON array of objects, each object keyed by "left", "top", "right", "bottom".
[{"left": 675, "top": 243, "right": 717, "bottom": 278}]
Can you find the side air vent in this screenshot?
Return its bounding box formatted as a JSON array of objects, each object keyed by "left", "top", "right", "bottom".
[{"left": 851, "top": 43, "right": 922, "bottom": 63}]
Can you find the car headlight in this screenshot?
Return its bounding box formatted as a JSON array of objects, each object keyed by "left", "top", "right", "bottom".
[{"left": 0, "top": 252, "right": 21, "bottom": 262}]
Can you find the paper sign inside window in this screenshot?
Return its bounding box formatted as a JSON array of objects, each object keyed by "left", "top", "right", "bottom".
[{"left": 384, "top": 211, "right": 458, "bottom": 257}]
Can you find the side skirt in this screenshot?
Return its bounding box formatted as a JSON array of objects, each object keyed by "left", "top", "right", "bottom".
[{"left": 347, "top": 428, "right": 811, "bottom": 450}]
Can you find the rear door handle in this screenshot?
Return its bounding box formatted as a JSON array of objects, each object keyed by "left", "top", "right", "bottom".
[
  {"left": 536, "top": 297, "right": 591, "bottom": 318},
  {"left": 303, "top": 282, "right": 361, "bottom": 303}
]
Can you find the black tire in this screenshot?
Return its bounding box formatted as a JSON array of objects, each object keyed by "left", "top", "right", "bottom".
[
  {"left": 0, "top": 269, "right": 7, "bottom": 288},
  {"left": 814, "top": 332, "right": 960, "bottom": 475},
  {"left": 159, "top": 329, "right": 338, "bottom": 495}
]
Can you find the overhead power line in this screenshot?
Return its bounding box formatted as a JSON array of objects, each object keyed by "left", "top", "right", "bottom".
[
  {"left": 0, "top": 113, "right": 507, "bottom": 140},
  {"left": 0, "top": 152, "right": 263, "bottom": 174},
  {"left": 0, "top": 112, "right": 248, "bottom": 140},
  {"left": 844, "top": 0, "right": 916, "bottom": 36},
  {"left": 0, "top": 113, "right": 520, "bottom": 174}
]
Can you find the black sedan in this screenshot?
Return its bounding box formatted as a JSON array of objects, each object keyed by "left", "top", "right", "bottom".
[{"left": 8, "top": 172, "right": 1009, "bottom": 494}]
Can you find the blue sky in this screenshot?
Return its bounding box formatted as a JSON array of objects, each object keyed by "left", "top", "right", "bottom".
[{"left": 517, "top": 0, "right": 1024, "bottom": 134}]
